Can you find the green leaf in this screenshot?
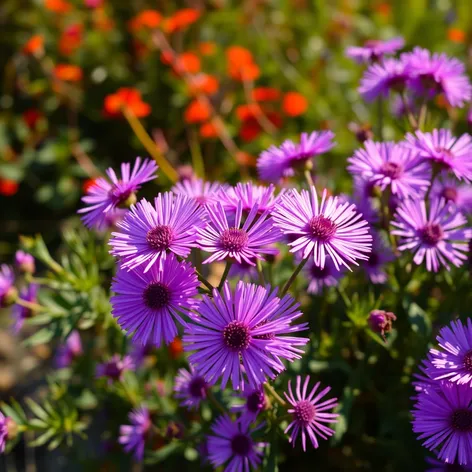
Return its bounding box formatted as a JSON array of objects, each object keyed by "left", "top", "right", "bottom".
[
  {"left": 145, "top": 442, "right": 183, "bottom": 464},
  {"left": 24, "top": 328, "right": 54, "bottom": 346}
]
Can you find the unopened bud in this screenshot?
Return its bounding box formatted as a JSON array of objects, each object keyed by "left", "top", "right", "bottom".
[{"left": 368, "top": 310, "right": 396, "bottom": 340}]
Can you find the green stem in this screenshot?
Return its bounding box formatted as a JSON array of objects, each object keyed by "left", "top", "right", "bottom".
[
  {"left": 281, "top": 258, "right": 308, "bottom": 296},
  {"left": 196, "top": 270, "right": 214, "bottom": 292},
  {"left": 207, "top": 389, "right": 226, "bottom": 415},
  {"left": 264, "top": 382, "right": 286, "bottom": 407},
  {"left": 417, "top": 101, "right": 428, "bottom": 131},
  {"left": 189, "top": 128, "right": 205, "bottom": 179},
  {"left": 304, "top": 168, "right": 314, "bottom": 187},
  {"left": 15, "top": 298, "right": 46, "bottom": 312},
  {"left": 400, "top": 92, "right": 418, "bottom": 130},
  {"left": 218, "top": 261, "right": 233, "bottom": 291},
  {"left": 336, "top": 286, "right": 351, "bottom": 307},
  {"left": 256, "top": 259, "right": 266, "bottom": 286}
]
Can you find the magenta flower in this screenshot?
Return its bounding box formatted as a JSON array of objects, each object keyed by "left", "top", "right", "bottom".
[
  {"left": 174, "top": 366, "right": 208, "bottom": 410},
  {"left": 405, "top": 129, "right": 472, "bottom": 182},
  {"left": 348, "top": 140, "right": 431, "bottom": 198},
  {"left": 304, "top": 257, "right": 344, "bottom": 295},
  {"left": 257, "top": 131, "right": 335, "bottom": 182},
  {"left": 96, "top": 354, "right": 134, "bottom": 383},
  {"left": 0, "top": 412, "right": 9, "bottom": 453},
  {"left": 183, "top": 281, "right": 308, "bottom": 390},
  {"left": 412, "top": 381, "right": 472, "bottom": 466},
  {"left": 272, "top": 186, "right": 372, "bottom": 270},
  {"left": 171, "top": 178, "right": 226, "bottom": 207},
  {"left": 119, "top": 407, "right": 151, "bottom": 461},
  {"left": 0, "top": 265, "right": 15, "bottom": 308},
  {"left": 78, "top": 158, "right": 157, "bottom": 229},
  {"left": 220, "top": 183, "right": 284, "bottom": 214},
  {"left": 12, "top": 284, "right": 38, "bottom": 333},
  {"left": 232, "top": 387, "right": 267, "bottom": 422},
  {"left": 207, "top": 415, "right": 265, "bottom": 472},
  {"left": 111, "top": 254, "right": 199, "bottom": 347},
  {"left": 110, "top": 192, "right": 205, "bottom": 272},
  {"left": 346, "top": 37, "right": 404, "bottom": 63},
  {"left": 198, "top": 201, "right": 280, "bottom": 265},
  {"left": 391, "top": 198, "right": 471, "bottom": 272},
  {"left": 362, "top": 232, "right": 394, "bottom": 284},
  {"left": 55, "top": 331, "right": 83, "bottom": 368},
  {"left": 284, "top": 375, "right": 339, "bottom": 451},
  {"left": 430, "top": 175, "right": 472, "bottom": 214},
  {"left": 15, "top": 251, "right": 35, "bottom": 274}
]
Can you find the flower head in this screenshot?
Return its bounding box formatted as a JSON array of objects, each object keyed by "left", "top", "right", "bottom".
[
  {"left": 111, "top": 254, "right": 199, "bottom": 347},
  {"left": 272, "top": 186, "right": 372, "bottom": 270},
  {"left": 207, "top": 415, "right": 265, "bottom": 472},
  {"left": 174, "top": 366, "right": 208, "bottom": 410},
  {"left": 220, "top": 183, "right": 284, "bottom": 214},
  {"left": 304, "top": 257, "right": 344, "bottom": 295},
  {"left": 171, "top": 178, "right": 226, "bottom": 206},
  {"left": 0, "top": 412, "right": 9, "bottom": 453},
  {"left": 12, "top": 284, "right": 38, "bottom": 333},
  {"left": 257, "top": 131, "right": 335, "bottom": 182},
  {"left": 425, "top": 456, "right": 472, "bottom": 471},
  {"left": 184, "top": 281, "right": 308, "bottom": 390},
  {"left": 96, "top": 354, "right": 134, "bottom": 382},
  {"left": 55, "top": 331, "right": 83, "bottom": 368},
  {"left": 348, "top": 140, "right": 431, "bottom": 198},
  {"left": 78, "top": 158, "right": 157, "bottom": 229},
  {"left": 104, "top": 88, "right": 152, "bottom": 118},
  {"left": 412, "top": 359, "right": 440, "bottom": 398},
  {"left": 412, "top": 381, "right": 472, "bottom": 466},
  {"left": 430, "top": 175, "right": 472, "bottom": 214},
  {"left": 110, "top": 192, "right": 205, "bottom": 272},
  {"left": 232, "top": 386, "right": 267, "bottom": 422},
  {"left": 346, "top": 37, "right": 405, "bottom": 63},
  {"left": 119, "top": 407, "right": 151, "bottom": 461},
  {"left": 368, "top": 310, "right": 397, "bottom": 340},
  {"left": 284, "top": 376, "right": 339, "bottom": 451},
  {"left": 0, "top": 265, "right": 15, "bottom": 308},
  {"left": 391, "top": 198, "right": 471, "bottom": 272}
]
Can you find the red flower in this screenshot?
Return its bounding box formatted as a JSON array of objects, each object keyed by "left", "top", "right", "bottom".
[
  {"left": 103, "top": 88, "right": 151, "bottom": 118},
  {"left": 226, "top": 46, "right": 260, "bottom": 82},
  {"left": 252, "top": 87, "right": 281, "bottom": 102},
  {"left": 238, "top": 111, "right": 282, "bottom": 142},
  {"left": 0, "top": 179, "right": 19, "bottom": 197},
  {"left": 282, "top": 91, "right": 308, "bottom": 117},
  {"left": 22, "top": 35, "right": 44, "bottom": 56},
  {"left": 59, "top": 24, "right": 83, "bottom": 56},
  {"left": 128, "top": 10, "right": 162, "bottom": 32},
  {"left": 45, "top": 0, "right": 72, "bottom": 13},
  {"left": 200, "top": 121, "right": 218, "bottom": 138},
  {"left": 53, "top": 64, "right": 83, "bottom": 82},
  {"left": 188, "top": 74, "right": 219, "bottom": 96},
  {"left": 164, "top": 9, "right": 200, "bottom": 33},
  {"left": 22, "top": 109, "right": 43, "bottom": 129},
  {"left": 198, "top": 41, "right": 216, "bottom": 56},
  {"left": 184, "top": 99, "right": 211, "bottom": 123},
  {"left": 168, "top": 337, "right": 183, "bottom": 359},
  {"left": 173, "top": 52, "right": 201, "bottom": 75}
]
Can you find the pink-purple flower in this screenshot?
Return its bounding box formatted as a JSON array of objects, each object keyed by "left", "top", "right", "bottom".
[
  {"left": 55, "top": 331, "right": 83, "bottom": 368},
  {"left": 304, "top": 257, "right": 344, "bottom": 295},
  {"left": 119, "top": 407, "right": 151, "bottom": 461},
  {"left": 362, "top": 232, "right": 394, "bottom": 284},
  {"left": 346, "top": 37, "right": 405, "bottom": 63},
  {"left": 174, "top": 366, "right": 208, "bottom": 410},
  {"left": 15, "top": 251, "right": 35, "bottom": 273},
  {"left": 0, "top": 265, "right": 15, "bottom": 308},
  {"left": 232, "top": 387, "right": 267, "bottom": 422},
  {"left": 0, "top": 412, "right": 9, "bottom": 453},
  {"left": 171, "top": 178, "right": 226, "bottom": 207},
  {"left": 430, "top": 175, "right": 472, "bottom": 214},
  {"left": 96, "top": 354, "right": 134, "bottom": 383},
  {"left": 220, "top": 182, "right": 284, "bottom": 213}
]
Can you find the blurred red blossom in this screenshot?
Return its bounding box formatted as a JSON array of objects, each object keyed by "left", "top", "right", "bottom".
[
  {"left": 0, "top": 179, "right": 19, "bottom": 197},
  {"left": 103, "top": 88, "right": 151, "bottom": 118}
]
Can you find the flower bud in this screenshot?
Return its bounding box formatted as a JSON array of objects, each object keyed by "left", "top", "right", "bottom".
[
  {"left": 15, "top": 251, "right": 35, "bottom": 274},
  {"left": 368, "top": 310, "right": 396, "bottom": 340}
]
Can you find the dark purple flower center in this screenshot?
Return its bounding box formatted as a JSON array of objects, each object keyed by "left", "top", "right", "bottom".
[
  {"left": 246, "top": 391, "right": 265, "bottom": 413},
  {"left": 188, "top": 376, "right": 206, "bottom": 398},
  {"left": 381, "top": 161, "right": 403, "bottom": 179},
  {"left": 445, "top": 464, "right": 466, "bottom": 472},
  {"left": 441, "top": 186, "right": 458, "bottom": 202},
  {"left": 293, "top": 400, "right": 316, "bottom": 424},
  {"left": 386, "top": 75, "right": 407, "bottom": 92},
  {"left": 451, "top": 408, "right": 472, "bottom": 432},
  {"left": 311, "top": 263, "right": 330, "bottom": 279},
  {"left": 103, "top": 362, "right": 122, "bottom": 380},
  {"left": 463, "top": 350, "right": 472, "bottom": 373},
  {"left": 220, "top": 228, "right": 249, "bottom": 252},
  {"left": 108, "top": 184, "right": 132, "bottom": 206},
  {"left": 308, "top": 215, "right": 337, "bottom": 242},
  {"left": 418, "top": 223, "right": 443, "bottom": 246},
  {"left": 223, "top": 321, "right": 251, "bottom": 351},
  {"left": 231, "top": 433, "right": 252, "bottom": 456},
  {"left": 367, "top": 252, "right": 379, "bottom": 267},
  {"left": 419, "top": 73, "right": 443, "bottom": 93},
  {"left": 143, "top": 282, "right": 171, "bottom": 310},
  {"left": 146, "top": 225, "right": 174, "bottom": 251}
]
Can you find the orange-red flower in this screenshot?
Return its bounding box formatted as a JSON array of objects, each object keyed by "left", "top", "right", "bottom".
[
  {"left": 82, "top": 178, "right": 97, "bottom": 193},
  {"left": 188, "top": 74, "right": 219, "bottom": 96},
  {"left": 238, "top": 110, "right": 282, "bottom": 142},
  {"left": 184, "top": 99, "right": 211, "bottom": 123},
  {"left": 448, "top": 28, "right": 466, "bottom": 44},
  {"left": 59, "top": 23, "right": 83, "bottom": 56},
  {"left": 198, "top": 41, "right": 216, "bottom": 56},
  {"left": 103, "top": 88, "right": 152, "bottom": 118},
  {"left": 22, "top": 109, "right": 43, "bottom": 129},
  {"left": 45, "top": 0, "right": 72, "bottom": 13},
  {"left": 168, "top": 337, "right": 183, "bottom": 359},
  {"left": 200, "top": 121, "right": 218, "bottom": 138},
  {"left": 22, "top": 35, "right": 44, "bottom": 56},
  {"left": 282, "top": 91, "right": 308, "bottom": 117},
  {"left": 93, "top": 8, "right": 115, "bottom": 31},
  {"left": 226, "top": 46, "right": 260, "bottom": 82},
  {"left": 235, "top": 103, "right": 264, "bottom": 121},
  {"left": 53, "top": 64, "right": 83, "bottom": 82},
  {"left": 173, "top": 52, "right": 201, "bottom": 75},
  {"left": 0, "top": 179, "right": 19, "bottom": 197},
  {"left": 226, "top": 46, "right": 253, "bottom": 67},
  {"left": 164, "top": 8, "right": 200, "bottom": 33},
  {"left": 128, "top": 10, "right": 162, "bottom": 32},
  {"left": 252, "top": 87, "right": 281, "bottom": 102}
]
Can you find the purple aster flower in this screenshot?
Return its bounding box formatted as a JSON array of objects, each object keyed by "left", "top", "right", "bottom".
[
  {"left": 359, "top": 58, "right": 410, "bottom": 102},
  {"left": 284, "top": 375, "right": 339, "bottom": 451},
  {"left": 412, "top": 358, "right": 440, "bottom": 398},
  {"left": 362, "top": 232, "right": 394, "bottom": 284},
  {"left": 346, "top": 37, "right": 405, "bottom": 63},
  {"left": 78, "top": 158, "right": 157, "bottom": 229},
  {"left": 427, "top": 319, "right": 472, "bottom": 387},
  {"left": 198, "top": 201, "right": 280, "bottom": 266},
  {"left": 183, "top": 281, "right": 309, "bottom": 390},
  {"left": 257, "top": 131, "right": 335, "bottom": 183},
  {"left": 412, "top": 380, "right": 472, "bottom": 466},
  {"left": 272, "top": 186, "right": 372, "bottom": 270},
  {"left": 111, "top": 254, "right": 199, "bottom": 347},
  {"left": 12, "top": 284, "right": 38, "bottom": 333},
  {"left": 430, "top": 175, "right": 472, "bottom": 214},
  {"left": 207, "top": 415, "right": 265, "bottom": 472},
  {"left": 402, "top": 47, "right": 472, "bottom": 108},
  {"left": 110, "top": 192, "right": 205, "bottom": 272},
  {"left": 55, "top": 331, "right": 83, "bottom": 368},
  {"left": 173, "top": 366, "right": 208, "bottom": 410},
  {"left": 0, "top": 265, "right": 15, "bottom": 308},
  {"left": 128, "top": 340, "right": 155, "bottom": 368},
  {"left": 220, "top": 183, "right": 284, "bottom": 214},
  {"left": 119, "top": 407, "right": 151, "bottom": 461},
  {"left": 232, "top": 386, "right": 267, "bottom": 422},
  {"left": 15, "top": 251, "right": 35, "bottom": 274},
  {"left": 425, "top": 457, "right": 472, "bottom": 471},
  {"left": 0, "top": 412, "right": 9, "bottom": 453},
  {"left": 171, "top": 178, "right": 226, "bottom": 207},
  {"left": 348, "top": 140, "right": 431, "bottom": 198},
  {"left": 391, "top": 198, "right": 471, "bottom": 272},
  {"left": 405, "top": 129, "right": 472, "bottom": 182},
  {"left": 304, "top": 257, "right": 344, "bottom": 295},
  {"left": 96, "top": 354, "right": 134, "bottom": 383}
]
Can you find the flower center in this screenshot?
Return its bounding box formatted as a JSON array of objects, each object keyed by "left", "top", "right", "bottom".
[
  {"left": 220, "top": 228, "right": 249, "bottom": 252},
  {"left": 463, "top": 350, "right": 472, "bottom": 373},
  {"left": 367, "top": 252, "right": 379, "bottom": 267},
  {"left": 188, "top": 376, "right": 206, "bottom": 398},
  {"left": 441, "top": 186, "right": 458, "bottom": 202},
  {"left": 311, "top": 263, "right": 330, "bottom": 278},
  {"left": 223, "top": 321, "right": 251, "bottom": 351},
  {"left": 231, "top": 433, "right": 252, "bottom": 456},
  {"left": 246, "top": 391, "right": 265, "bottom": 413},
  {"left": 143, "top": 282, "right": 171, "bottom": 310},
  {"left": 293, "top": 400, "right": 316, "bottom": 424},
  {"left": 109, "top": 184, "right": 132, "bottom": 206},
  {"left": 381, "top": 161, "right": 403, "bottom": 179},
  {"left": 146, "top": 225, "right": 174, "bottom": 251},
  {"left": 104, "top": 362, "right": 122, "bottom": 380},
  {"left": 418, "top": 223, "right": 443, "bottom": 246},
  {"left": 451, "top": 409, "right": 472, "bottom": 432},
  {"left": 386, "top": 75, "right": 407, "bottom": 92},
  {"left": 308, "top": 215, "right": 337, "bottom": 242},
  {"left": 419, "top": 74, "right": 443, "bottom": 93}
]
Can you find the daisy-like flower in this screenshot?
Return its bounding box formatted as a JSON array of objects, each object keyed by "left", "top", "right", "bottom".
[
  {"left": 412, "top": 359, "right": 440, "bottom": 398},
  {"left": 173, "top": 366, "right": 208, "bottom": 410},
  {"left": 12, "top": 284, "right": 38, "bottom": 333},
  {"left": 198, "top": 201, "right": 280, "bottom": 266},
  {"left": 304, "top": 257, "right": 344, "bottom": 295},
  {"left": 348, "top": 140, "right": 431, "bottom": 198},
  {"left": 412, "top": 381, "right": 472, "bottom": 466},
  {"left": 0, "top": 412, "right": 9, "bottom": 453},
  {"left": 402, "top": 47, "right": 472, "bottom": 108},
  {"left": 78, "top": 158, "right": 157, "bottom": 229},
  {"left": 425, "top": 457, "right": 472, "bottom": 471},
  {"left": 109, "top": 192, "right": 205, "bottom": 272},
  {"left": 207, "top": 415, "right": 265, "bottom": 472},
  {"left": 284, "top": 375, "right": 339, "bottom": 451},
  {"left": 171, "top": 178, "right": 226, "bottom": 207},
  {"left": 111, "top": 254, "right": 199, "bottom": 347},
  {"left": 391, "top": 198, "right": 471, "bottom": 272},
  {"left": 55, "top": 331, "right": 83, "bottom": 369},
  {"left": 119, "top": 407, "right": 151, "bottom": 461},
  {"left": 430, "top": 175, "right": 472, "bottom": 214},
  {"left": 232, "top": 387, "right": 267, "bottom": 422},
  {"left": 405, "top": 129, "right": 472, "bottom": 182},
  {"left": 362, "top": 232, "right": 394, "bottom": 284},
  {"left": 0, "top": 265, "right": 15, "bottom": 308},
  {"left": 346, "top": 37, "right": 405, "bottom": 63},
  {"left": 272, "top": 186, "right": 372, "bottom": 270},
  {"left": 359, "top": 58, "right": 410, "bottom": 101},
  {"left": 427, "top": 319, "right": 472, "bottom": 387},
  {"left": 257, "top": 131, "right": 335, "bottom": 183},
  {"left": 220, "top": 183, "right": 284, "bottom": 213},
  {"left": 183, "top": 281, "right": 308, "bottom": 390},
  {"left": 96, "top": 354, "right": 134, "bottom": 383}
]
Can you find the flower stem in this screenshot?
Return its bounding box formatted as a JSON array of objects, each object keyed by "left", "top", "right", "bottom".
[
  {"left": 281, "top": 258, "right": 308, "bottom": 296},
  {"left": 304, "top": 168, "right": 314, "bottom": 187},
  {"left": 196, "top": 270, "right": 214, "bottom": 292},
  {"left": 218, "top": 261, "right": 233, "bottom": 291},
  {"left": 207, "top": 389, "right": 226, "bottom": 415},
  {"left": 15, "top": 298, "right": 46, "bottom": 312},
  {"left": 264, "top": 382, "right": 286, "bottom": 407},
  {"left": 256, "top": 259, "right": 266, "bottom": 286}
]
